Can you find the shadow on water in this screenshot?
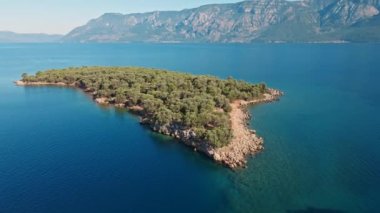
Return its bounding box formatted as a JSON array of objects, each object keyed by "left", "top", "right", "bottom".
[
  {"left": 144, "top": 126, "right": 225, "bottom": 169},
  {"left": 286, "top": 207, "right": 346, "bottom": 213},
  {"left": 98, "top": 100, "right": 227, "bottom": 170},
  {"left": 140, "top": 120, "right": 237, "bottom": 173}
]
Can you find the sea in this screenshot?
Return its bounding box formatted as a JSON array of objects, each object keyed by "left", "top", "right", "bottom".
[{"left": 0, "top": 43, "right": 379, "bottom": 212}]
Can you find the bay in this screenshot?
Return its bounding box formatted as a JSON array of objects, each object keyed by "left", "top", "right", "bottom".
[{"left": 0, "top": 43, "right": 379, "bottom": 212}]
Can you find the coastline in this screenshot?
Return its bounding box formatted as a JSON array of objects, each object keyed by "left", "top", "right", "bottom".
[
  {"left": 15, "top": 80, "right": 71, "bottom": 86},
  {"left": 15, "top": 80, "right": 282, "bottom": 169},
  {"left": 212, "top": 89, "right": 282, "bottom": 168}
]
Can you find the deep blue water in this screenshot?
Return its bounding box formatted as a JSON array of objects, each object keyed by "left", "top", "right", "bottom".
[{"left": 0, "top": 43, "right": 379, "bottom": 213}]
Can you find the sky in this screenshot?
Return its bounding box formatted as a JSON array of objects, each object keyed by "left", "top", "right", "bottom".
[{"left": 0, "top": 0, "right": 245, "bottom": 35}]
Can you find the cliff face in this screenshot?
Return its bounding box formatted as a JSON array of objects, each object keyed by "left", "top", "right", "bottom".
[
  {"left": 319, "top": 0, "right": 380, "bottom": 27},
  {"left": 63, "top": 0, "right": 380, "bottom": 43}
]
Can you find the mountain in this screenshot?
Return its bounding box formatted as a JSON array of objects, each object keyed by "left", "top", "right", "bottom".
[
  {"left": 63, "top": 0, "right": 380, "bottom": 43},
  {"left": 0, "top": 31, "right": 62, "bottom": 43}
]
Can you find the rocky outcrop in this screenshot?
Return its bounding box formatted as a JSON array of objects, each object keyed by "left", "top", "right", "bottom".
[{"left": 95, "top": 97, "right": 108, "bottom": 104}]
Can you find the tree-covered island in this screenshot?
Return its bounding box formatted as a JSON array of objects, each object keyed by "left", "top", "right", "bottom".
[{"left": 17, "top": 67, "right": 282, "bottom": 168}]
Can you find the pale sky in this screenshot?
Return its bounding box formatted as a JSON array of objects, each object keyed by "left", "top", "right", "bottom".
[{"left": 0, "top": 0, "right": 245, "bottom": 35}]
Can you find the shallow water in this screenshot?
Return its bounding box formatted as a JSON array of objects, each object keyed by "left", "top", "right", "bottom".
[{"left": 0, "top": 43, "right": 379, "bottom": 212}]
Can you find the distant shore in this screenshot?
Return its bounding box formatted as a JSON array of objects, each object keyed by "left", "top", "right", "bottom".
[{"left": 15, "top": 80, "right": 282, "bottom": 169}]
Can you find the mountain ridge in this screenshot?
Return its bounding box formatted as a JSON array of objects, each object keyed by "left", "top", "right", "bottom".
[
  {"left": 0, "top": 31, "right": 62, "bottom": 43},
  {"left": 6, "top": 0, "right": 378, "bottom": 43}
]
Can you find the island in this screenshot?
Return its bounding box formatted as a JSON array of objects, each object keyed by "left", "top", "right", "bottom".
[{"left": 16, "top": 67, "right": 282, "bottom": 169}]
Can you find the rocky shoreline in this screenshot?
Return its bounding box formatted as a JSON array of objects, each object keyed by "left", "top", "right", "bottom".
[
  {"left": 15, "top": 80, "right": 282, "bottom": 169},
  {"left": 212, "top": 89, "right": 282, "bottom": 168}
]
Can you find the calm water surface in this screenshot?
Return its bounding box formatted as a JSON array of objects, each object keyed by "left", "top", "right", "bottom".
[{"left": 0, "top": 43, "right": 379, "bottom": 212}]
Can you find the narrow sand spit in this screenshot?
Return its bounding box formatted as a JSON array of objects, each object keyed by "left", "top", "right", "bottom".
[
  {"left": 15, "top": 80, "right": 69, "bottom": 86},
  {"left": 212, "top": 90, "right": 282, "bottom": 168}
]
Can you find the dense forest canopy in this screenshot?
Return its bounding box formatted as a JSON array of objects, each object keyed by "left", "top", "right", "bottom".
[{"left": 22, "top": 67, "right": 267, "bottom": 147}]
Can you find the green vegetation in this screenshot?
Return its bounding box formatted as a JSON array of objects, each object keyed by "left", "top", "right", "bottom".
[{"left": 22, "top": 67, "right": 267, "bottom": 148}]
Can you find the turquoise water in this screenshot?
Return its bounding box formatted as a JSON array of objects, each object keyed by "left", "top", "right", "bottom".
[{"left": 0, "top": 43, "right": 379, "bottom": 212}]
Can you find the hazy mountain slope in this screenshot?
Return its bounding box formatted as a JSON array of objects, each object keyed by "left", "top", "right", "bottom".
[
  {"left": 63, "top": 0, "right": 380, "bottom": 43},
  {"left": 339, "top": 14, "right": 380, "bottom": 41},
  {"left": 0, "top": 31, "right": 62, "bottom": 43}
]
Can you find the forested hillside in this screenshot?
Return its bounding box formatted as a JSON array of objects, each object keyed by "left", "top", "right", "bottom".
[{"left": 21, "top": 67, "right": 267, "bottom": 148}]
